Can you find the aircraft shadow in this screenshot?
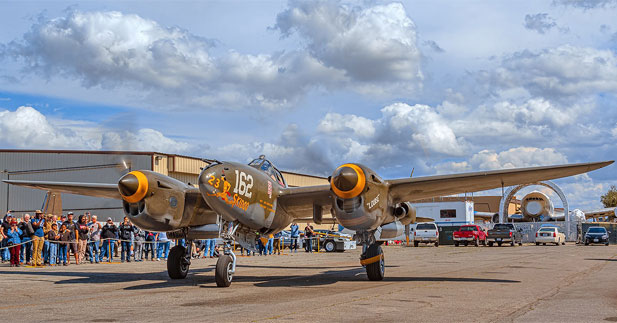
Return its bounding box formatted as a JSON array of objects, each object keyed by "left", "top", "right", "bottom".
[
  {"left": 0, "top": 266, "right": 215, "bottom": 289},
  {"left": 584, "top": 258, "right": 617, "bottom": 262},
  {"left": 237, "top": 264, "right": 396, "bottom": 270},
  {"left": 0, "top": 266, "right": 519, "bottom": 290},
  {"left": 198, "top": 267, "right": 520, "bottom": 288}
]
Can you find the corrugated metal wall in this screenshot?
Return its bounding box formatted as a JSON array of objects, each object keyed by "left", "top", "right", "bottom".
[
  {"left": 282, "top": 172, "right": 328, "bottom": 187},
  {"left": 0, "top": 151, "right": 151, "bottom": 220}
]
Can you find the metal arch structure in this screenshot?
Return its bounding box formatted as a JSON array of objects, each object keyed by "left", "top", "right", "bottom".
[{"left": 499, "top": 180, "right": 570, "bottom": 236}]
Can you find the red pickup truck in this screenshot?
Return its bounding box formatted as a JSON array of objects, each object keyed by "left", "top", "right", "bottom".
[{"left": 453, "top": 225, "right": 487, "bottom": 247}]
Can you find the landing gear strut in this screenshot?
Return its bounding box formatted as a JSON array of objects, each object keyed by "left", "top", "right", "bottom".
[
  {"left": 358, "top": 231, "right": 385, "bottom": 281},
  {"left": 168, "top": 240, "right": 193, "bottom": 279},
  {"left": 215, "top": 220, "right": 239, "bottom": 287}
]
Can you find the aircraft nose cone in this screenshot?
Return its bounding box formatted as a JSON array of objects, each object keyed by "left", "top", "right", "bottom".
[
  {"left": 332, "top": 166, "right": 359, "bottom": 192},
  {"left": 119, "top": 174, "right": 140, "bottom": 196},
  {"left": 526, "top": 201, "right": 542, "bottom": 215}
]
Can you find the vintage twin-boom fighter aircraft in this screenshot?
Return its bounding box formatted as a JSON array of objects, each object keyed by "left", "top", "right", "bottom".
[{"left": 4, "top": 156, "right": 612, "bottom": 287}]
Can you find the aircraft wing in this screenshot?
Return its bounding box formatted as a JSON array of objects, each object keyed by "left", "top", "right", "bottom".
[
  {"left": 583, "top": 207, "right": 616, "bottom": 220},
  {"left": 2, "top": 180, "right": 121, "bottom": 200},
  {"left": 277, "top": 185, "right": 332, "bottom": 218},
  {"left": 387, "top": 161, "right": 613, "bottom": 204}
]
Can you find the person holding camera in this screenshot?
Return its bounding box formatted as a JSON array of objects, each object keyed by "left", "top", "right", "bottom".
[
  {"left": 119, "top": 217, "right": 134, "bottom": 263},
  {"left": 19, "top": 214, "right": 34, "bottom": 265}
]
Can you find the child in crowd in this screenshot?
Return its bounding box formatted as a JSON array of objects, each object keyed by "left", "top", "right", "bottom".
[
  {"left": 47, "top": 223, "right": 60, "bottom": 266},
  {"left": 59, "top": 224, "right": 71, "bottom": 266}
]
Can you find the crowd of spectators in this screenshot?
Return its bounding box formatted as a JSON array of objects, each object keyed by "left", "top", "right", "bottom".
[
  {"left": 1, "top": 211, "right": 318, "bottom": 268},
  {"left": 1, "top": 210, "right": 181, "bottom": 267}
]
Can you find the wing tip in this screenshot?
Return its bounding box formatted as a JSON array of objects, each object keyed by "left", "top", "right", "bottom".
[{"left": 591, "top": 160, "right": 614, "bottom": 169}]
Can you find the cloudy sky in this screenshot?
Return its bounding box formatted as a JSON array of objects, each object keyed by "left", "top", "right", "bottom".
[{"left": 0, "top": 0, "right": 616, "bottom": 209}]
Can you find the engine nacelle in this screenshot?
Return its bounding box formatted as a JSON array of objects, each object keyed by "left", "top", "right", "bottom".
[
  {"left": 330, "top": 163, "right": 387, "bottom": 231},
  {"left": 119, "top": 170, "right": 215, "bottom": 232},
  {"left": 393, "top": 202, "right": 416, "bottom": 225}
]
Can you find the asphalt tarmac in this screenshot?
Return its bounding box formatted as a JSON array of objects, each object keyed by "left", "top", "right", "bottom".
[{"left": 1, "top": 243, "right": 616, "bottom": 322}]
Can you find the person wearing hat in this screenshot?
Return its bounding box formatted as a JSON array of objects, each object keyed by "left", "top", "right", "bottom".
[
  {"left": 7, "top": 219, "right": 22, "bottom": 267},
  {"left": 31, "top": 210, "right": 45, "bottom": 266},
  {"left": 47, "top": 223, "right": 60, "bottom": 266},
  {"left": 62, "top": 212, "right": 79, "bottom": 265}
]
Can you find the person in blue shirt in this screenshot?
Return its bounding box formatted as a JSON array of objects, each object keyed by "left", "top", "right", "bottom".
[
  {"left": 31, "top": 211, "right": 45, "bottom": 266},
  {"left": 290, "top": 222, "right": 299, "bottom": 253},
  {"left": 6, "top": 219, "right": 22, "bottom": 267}
]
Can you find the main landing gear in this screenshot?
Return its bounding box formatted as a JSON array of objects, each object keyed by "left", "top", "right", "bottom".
[
  {"left": 166, "top": 220, "right": 239, "bottom": 288},
  {"left": 168, "top": 241, "right": 193, "bottom": 279},
  {"left": 358, "top": 231, "right": 385, "bottom": 281}
]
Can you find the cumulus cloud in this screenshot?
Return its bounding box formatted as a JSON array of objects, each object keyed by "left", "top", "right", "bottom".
[
  {"left": 4, "top": 11, "right": 334, "bottom": 109},
  {"left": 491, "top": 45, "right": 617, "bottom": 99},
  {"left": 379, "top": 103, "right": 464, "bottom": 156},
  {"left": 553, "top": 0, "right": 617, "bottom": 9},
  {"left": 612, "top": 124, "right": 617, "bottom": 137},
  {"left": 101, "top": 129, "right": 191, "bottom": 153},
  {"left": 275, "top": 1, "right": 422, "bottom": 84},
  {"left": 317, "top": 112, "right": 376, "bottom": 138},
  {"left": 0, "top": 106, "right": 98, "bottom": 149},
  {"left": 524, "top": 13, "right": 557, "bottom": 34},
  {"left": 3, "top": 3, "right": 424, "bottom": 109},
  {"left": 491, "top": 98, "right": 588, "bottom": 128},
  {"left": 0, "top": 106, "right": 192, "bottom": 154},
  {"left": 212, "top": 124, "right": 334, "bottom": 175}
]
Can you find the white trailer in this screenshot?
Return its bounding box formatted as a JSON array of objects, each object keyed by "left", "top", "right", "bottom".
[
  {"left": 414, "top": 201, "right": 475, "bottom": 227},
  {"left": 339, "top": 201, "right": 475, "bottom": 241}
]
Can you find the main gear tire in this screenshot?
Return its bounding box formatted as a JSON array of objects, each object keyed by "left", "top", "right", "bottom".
[
  {"left": 167, "top": 246, "right": 189, "bottom": 279},
  {"left": 215, "top": 255, "right": 234, "bottom": 287},
  {"left": 364, "top": 244, "right": 384, "bottom": 281}
]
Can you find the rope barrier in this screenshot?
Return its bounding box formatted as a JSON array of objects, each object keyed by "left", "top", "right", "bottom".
[{"left": 0, "top": 238, "right": 164, "bottom": 251}]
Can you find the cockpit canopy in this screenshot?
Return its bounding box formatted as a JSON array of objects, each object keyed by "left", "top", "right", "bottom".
[{"left": 248, "top": 156, "right": 287, "bottom": 187}]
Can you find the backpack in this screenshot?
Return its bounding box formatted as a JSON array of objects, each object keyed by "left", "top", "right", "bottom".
[{"left": 145, "top": 232, "right": 155, "bottom": 241}]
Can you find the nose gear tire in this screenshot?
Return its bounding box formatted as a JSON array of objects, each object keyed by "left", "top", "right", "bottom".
[
  {"left": 364, "top": 244, "right": 384, "bottom": 281},
  {"left": 216, "top": 255, "right": 234, "bottom": 287}
]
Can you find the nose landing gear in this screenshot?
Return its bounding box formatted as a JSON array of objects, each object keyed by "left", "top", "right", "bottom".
[
  {"left": 215, "top": 220, "right": 239, "bottom": 287},
  {"left": 357, "top": 231, "right": 385, "bottom": 281}
]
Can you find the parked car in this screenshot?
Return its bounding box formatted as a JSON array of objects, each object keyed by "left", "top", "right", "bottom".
[
  {"left": 487, "top": 223, "right": 523, "bottom": 247},
  {"left": 412, "top": 223, "right": 439, "bottom": 247},
  {"left": 535, "top": 227, "right": 566, "bottom": 246},
  {"left": 453, "top": 225, "right": 487, "bottom": 247},
  {"left": 584, "top": 227, "right": 610, "bottom": 246}
]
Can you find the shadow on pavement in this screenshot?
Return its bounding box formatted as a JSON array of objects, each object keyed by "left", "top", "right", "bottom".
[
  {"left": 0, "top": 265, "right": 519, "bottom": 290},
  {"left": 237, "top": 264, "right": 398, "bottom": 270},
  {"left": 0, "top": 266, "right": 215, "bottom": 289},
  {"left": 584, "top": 258, "right": 617, "bottom": 262}
]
